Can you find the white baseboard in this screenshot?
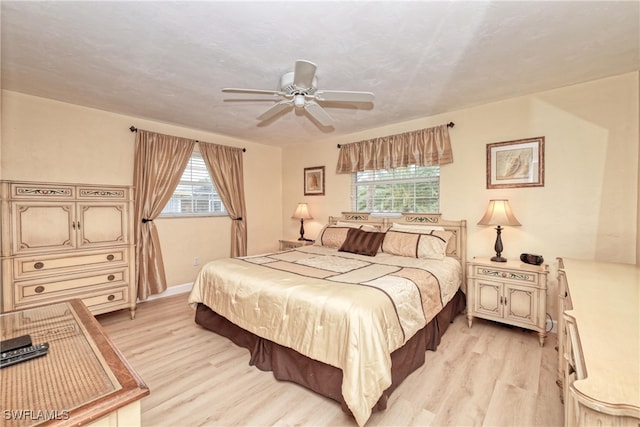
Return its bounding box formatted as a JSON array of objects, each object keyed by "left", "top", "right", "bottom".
[{"left": 139, "top": 282, "right": 193, "bottom": 303}]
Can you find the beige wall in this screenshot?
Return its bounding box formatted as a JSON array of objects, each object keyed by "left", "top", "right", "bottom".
[
  {"left": 2, "top": 71, "right": 638, "bottom": 306},
  {"left": 282, "top": 72, "right": 639, "bottom": 315},
  {"left": 1, "top": 91, "right": 283, "bottom": 288}
]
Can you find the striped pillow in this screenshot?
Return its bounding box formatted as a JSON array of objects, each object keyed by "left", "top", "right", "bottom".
[{"left": 338, "top": 228, "right": 385, "bottom": 257}]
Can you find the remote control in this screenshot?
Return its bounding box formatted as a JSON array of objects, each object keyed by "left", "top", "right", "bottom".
[
  {"left": 0, "top": 334, "right": 32, "bottom": 352},
  {"left": 0, "top": 342, "right": 49, "bottom": 368}
]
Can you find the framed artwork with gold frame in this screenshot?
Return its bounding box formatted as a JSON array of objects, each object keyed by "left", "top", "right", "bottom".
[
  {"left": 304, "top": 166, "right": 325, "bottom": 196},
  {"left": 486, "top": 137, "right": 544, "bottom": 189}
]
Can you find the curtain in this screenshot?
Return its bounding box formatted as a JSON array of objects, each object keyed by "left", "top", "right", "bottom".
[
  {"left": 336, "top": 124, "right": 453, "bottom": 173},
  {"left": 133, "top": 130, "right": 196, "bottom": 300},
  {"left": 199, "top": 142, "right": 248, "bottom": 257}
]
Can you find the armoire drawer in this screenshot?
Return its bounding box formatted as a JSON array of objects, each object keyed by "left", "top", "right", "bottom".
[
  {"left": 15, "top": 268, "right": 128, "bottom": 304},
  {"left": 12, "top": 248, "right": 128, "bottom": 280},
  {"left": 82, "top": 287, "right": 129, "bottom": 312}
]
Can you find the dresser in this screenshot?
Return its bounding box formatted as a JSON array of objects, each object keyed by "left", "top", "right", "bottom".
[
  {"left": 1, "top": 181, "right": 136, "bottom": 318},
  {"left": 0, "top": 299, "right": 149, "bottom": 426},
  {"left": 467, "top": 257, "right": 548, "bottom": 346},
  {"left": 557, "top": 258, "right": 640, "bottom": 426}
]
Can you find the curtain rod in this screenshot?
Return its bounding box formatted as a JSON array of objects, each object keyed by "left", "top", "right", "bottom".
[
  {"left": 129, "top": 126, "right": 246, "bottom": 152},
  {"left": 336, "top": 121, "right": 455, "bottom": 149}
]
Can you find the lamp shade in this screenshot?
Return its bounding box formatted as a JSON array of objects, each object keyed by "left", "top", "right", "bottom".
[
  {"left": 477, "top": 200, "right": 521, "bottom": 226},
  {"left": 292, "top": 203, "right": 313, "bottom": 220}
]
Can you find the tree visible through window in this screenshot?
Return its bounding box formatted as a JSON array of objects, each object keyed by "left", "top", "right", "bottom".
[
  {"left": 352, "top": 165, "right": 440, "bottom": 213},
  {"left": 161, "top": 151, "right": 226, "bottom": 216}
]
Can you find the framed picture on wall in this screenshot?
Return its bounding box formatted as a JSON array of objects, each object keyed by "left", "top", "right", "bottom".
[
  {"left": 304, "top": 166, "right": 325, "bottom": 196},
  {"left": 486, "top": 137, "right": 545, "bottom": 189}
]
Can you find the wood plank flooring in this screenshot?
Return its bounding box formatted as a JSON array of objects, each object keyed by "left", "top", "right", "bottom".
[{"left": 98, "top": 293, "right": 564, "bottom": 426}]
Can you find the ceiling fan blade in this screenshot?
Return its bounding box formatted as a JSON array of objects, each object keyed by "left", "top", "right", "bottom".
[
  {"left": 293, "top": 60, "right": 317, "bottom": 89},
  {"left": 314, "top": 90, "right": 375, "bottom": 103},
  {"left": 257, "top": 99, "right": 293, "bottom": 121},
  {"left": 304, "top": 101, "right": 333, "bottom": 127},
  {"left": 222, "top": 88, "right": 284, "bottom": 96}
]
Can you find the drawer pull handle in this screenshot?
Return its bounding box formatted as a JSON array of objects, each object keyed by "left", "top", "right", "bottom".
[
  {"left": 34, "top": 262, "right": 45, "bottom": 270},
  {"left": 107, "top": 274, "right": 115, "bottom": 281},
  {"left": 107, "top": 294, "right": 115, "bottom": 301},
  {"left": 106, "top": 254, "right": 115, "bottom": 261},
  {"left": 35, "top": 285, "right": 45, "bottom": 294}
]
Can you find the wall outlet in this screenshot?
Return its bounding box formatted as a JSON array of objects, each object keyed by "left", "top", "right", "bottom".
[{"left": 193, "top": 257, "right": 199, "bottom": 266}]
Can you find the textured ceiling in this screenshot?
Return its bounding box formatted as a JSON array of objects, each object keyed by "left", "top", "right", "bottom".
[{"left": 2, "top": 1, "right": 639, "bottom": 147}]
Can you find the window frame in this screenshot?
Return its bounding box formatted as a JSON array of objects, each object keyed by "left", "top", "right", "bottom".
[
  {"left": 351, "top": 164, "right": 440, "bottom": 214},
  {"left": 159, "top": 148, "right": 227, "bottom": 219}
]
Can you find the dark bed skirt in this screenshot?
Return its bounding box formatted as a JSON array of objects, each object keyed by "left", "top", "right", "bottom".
[{"left": 194, "top": 289, "right": 466, "bottom": 415}]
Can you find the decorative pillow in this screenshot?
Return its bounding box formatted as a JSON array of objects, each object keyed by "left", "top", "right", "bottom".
[
  {"left": 315, "top": 226, "right": 353, "bottom": 248},
  {"left": 381, "top": 230, "right": 420, "bottom": 257},
  {"left": 417, "top": 230, "right": 453, "bottom": 260},
  {"left": 336, "top": 221, "right": 380, "bottom": 232},
  {"left": 338, "top": 228, "right": 386, "bottom": 257},
  {"left": 391, "top": 222, "right": 445, "bottom": 232},
  {"left": 382, "top": 229, "right": 453, "bottom": 260}
]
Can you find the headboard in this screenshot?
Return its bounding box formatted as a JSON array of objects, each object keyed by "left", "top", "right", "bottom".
[
  {"left": 328, "top": 212, "right": 467, "bottom": 286},
  {"left": 327, "top": 212, "right": 387, "bottom": 231}
]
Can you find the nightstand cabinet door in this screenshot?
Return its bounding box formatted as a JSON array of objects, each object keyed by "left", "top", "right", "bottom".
[
  {"left": 473, "top": 280, "right": 504, "bottom": 318},
  {"left": 503, "top": 282, "right": 539, "bottom": 326}
]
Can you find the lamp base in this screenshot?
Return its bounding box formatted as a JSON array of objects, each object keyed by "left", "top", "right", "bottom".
[{"left": 490, "top": 255, "right": 507, "bottom": 262}]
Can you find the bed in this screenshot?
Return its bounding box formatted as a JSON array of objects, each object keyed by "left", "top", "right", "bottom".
[{"left": 188, "top": 212, "right": 467, "bottom": 426}]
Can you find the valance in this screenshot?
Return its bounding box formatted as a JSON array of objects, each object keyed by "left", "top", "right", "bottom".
[{"left": 336, "top": 124, "right": 453, "bottom": 174}]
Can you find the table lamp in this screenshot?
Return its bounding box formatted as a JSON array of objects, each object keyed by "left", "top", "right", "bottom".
[
  {"left": 477, "top": 199, "right": 521, "bottom": 262},
  {"left": 292, "top": 203, "right": 313, "bottom": 241}
]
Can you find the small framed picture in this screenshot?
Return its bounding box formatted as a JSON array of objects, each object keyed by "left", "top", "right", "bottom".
[
  {"left": 304, "top": 166, "right": 325, "bottom": 196},
  {"left": 486, "top": 137, "right": 544, "bottom": 189}
]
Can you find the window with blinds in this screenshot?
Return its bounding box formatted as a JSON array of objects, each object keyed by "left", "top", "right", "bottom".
[
  {"left": 352, "top": 165, "right": 440, "bottom": 213},
  {"left": 161, "top": 151, "right": 226, "bottom": 217}
]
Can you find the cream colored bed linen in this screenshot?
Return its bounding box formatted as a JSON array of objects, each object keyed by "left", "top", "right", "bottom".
[{"left": 188, "top": 245, "right": 461, "bottom": 426}]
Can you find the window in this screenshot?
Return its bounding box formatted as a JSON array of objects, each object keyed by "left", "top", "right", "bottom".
[
  {"left": 160, "top": 151, "right": 226, "bottom": 217},
  {"left": 352, "top": 165, "right": 440, "bottom": 213}
]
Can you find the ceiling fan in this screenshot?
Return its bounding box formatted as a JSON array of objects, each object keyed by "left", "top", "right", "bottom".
[{"left": 222, "top": 60, "right": 374, "bottom": 127}]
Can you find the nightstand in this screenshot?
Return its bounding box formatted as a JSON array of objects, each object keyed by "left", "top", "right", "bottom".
[
  {"left": 279, "top": 239, "right": 315, "bottom": 251},
  {"left": 467, "top": 257, "right": 549, "bottom": 346}
]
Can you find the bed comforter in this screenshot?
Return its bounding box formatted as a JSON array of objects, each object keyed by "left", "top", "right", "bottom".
[{"left": 188, "top": 245, "right": 461, "bottom": 426}]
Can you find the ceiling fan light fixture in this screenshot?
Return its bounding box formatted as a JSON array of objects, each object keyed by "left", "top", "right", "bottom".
[
  {"left": 293, "top": 94, "right": 306, "bottom": 108},
  {"left": 222, "top": 60, "right": 375, "bottom": 126}
]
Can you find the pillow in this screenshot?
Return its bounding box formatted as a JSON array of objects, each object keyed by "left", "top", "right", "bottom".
[
  {"left": 338, "top": 228, "right": 385, "bottom": 257},
  {"left": 336, "top": 221, "right": 380, "bottom": 232},
  {"left": 315, "top": 225, "right": 353, "bottom": 248},
  {"left": 382, "top": 229, "right": 453, "bottom": 260},
  {"left": 381, "top": 230, "right": 420, "bottom": 257},
  {"left": 391, "top": 222, "right": 445, "bottom": 232},
  {"left": 417, "top": 230, "right": 453, "bottom": 260}
]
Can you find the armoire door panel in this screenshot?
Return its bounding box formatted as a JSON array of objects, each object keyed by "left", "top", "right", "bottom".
[
  {"left": 78, "top": 203, "right": 128, "bottom": 247},
  {"left": 13, "top": 202, "right": 75, "bottom": 254}
]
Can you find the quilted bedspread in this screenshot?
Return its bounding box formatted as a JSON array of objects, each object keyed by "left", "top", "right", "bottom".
[{"left": 188, "top": 245, "right": 461, "bottom": 426}]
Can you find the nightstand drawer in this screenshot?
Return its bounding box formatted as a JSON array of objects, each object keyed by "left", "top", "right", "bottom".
[
  {"left": 474, "top": 265, "right": 540, "bottom": 285},
  {"left": 279, "top": 239, "right": 315, "bottom": 250}
]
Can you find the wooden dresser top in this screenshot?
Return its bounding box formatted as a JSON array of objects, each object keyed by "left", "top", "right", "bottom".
[{"left": 561, "top": 258, "right": 639, "bottom": 412}]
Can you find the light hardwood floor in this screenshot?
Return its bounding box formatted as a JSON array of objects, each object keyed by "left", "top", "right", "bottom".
[{"left": 98, "top": 293, "right": 564, "bottom": 426}]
